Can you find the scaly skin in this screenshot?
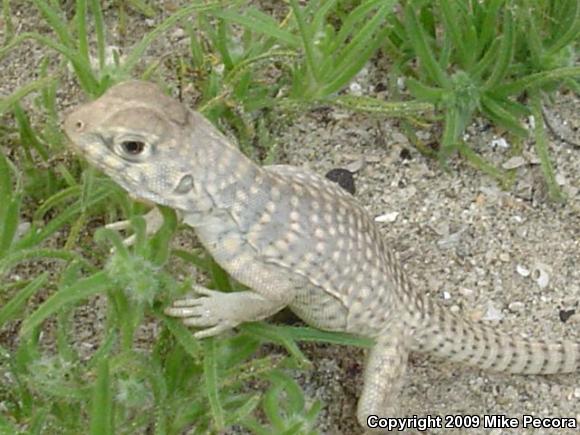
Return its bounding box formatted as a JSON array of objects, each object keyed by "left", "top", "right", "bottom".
[{"left": 63, "top": 80, "right": 579, "bottom": 429}]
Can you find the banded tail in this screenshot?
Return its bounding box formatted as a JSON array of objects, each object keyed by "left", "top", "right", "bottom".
[{"left": 408, "top": 297, "right": 579, "bottom": 374}]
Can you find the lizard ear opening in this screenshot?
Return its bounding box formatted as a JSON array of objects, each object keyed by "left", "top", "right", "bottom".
[{"left": 174, "top": 174, "right": 194, "bottom": 194}]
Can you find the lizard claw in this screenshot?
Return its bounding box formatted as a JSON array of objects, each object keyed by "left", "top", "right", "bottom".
[
  {"left": 105, "top": 207, "right": 165, "bottom": 247},
  {"left": 164, "top": 285, "right": 239, "bottom": 338}
]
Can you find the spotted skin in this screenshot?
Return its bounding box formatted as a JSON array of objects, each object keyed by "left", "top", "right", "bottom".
[{"left": 64, "top": 80, "right": 579, "bottom": 430}]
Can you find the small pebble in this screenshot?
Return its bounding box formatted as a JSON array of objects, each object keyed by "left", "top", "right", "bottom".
[
  {"left": 508, "top": 301, "right": 525, "bottom": 312},
  {"left": 349, "top": 82, "right": 363, "bottom": 96},
  {"left": 345, "top": 158, "right": 364, "bottom": 173},
  {"left": 532, "top": 264, "right": 550, "bottom": 288},
  {"left": 555, "top": 173, "right": 567, "bottom": 185},
  {"left": 392, "top": 132, "right": 408, "bottom": 145},
  {"left": 171, "top": 28, "right": 185, "bottom": 39},
  {"left": 502, "top": 156, "right": 526, "bottom": 169},
  {"left": 483, "top": 302, "right": 504, "bottom": 321},
  {"left": 375, "top": 212, "right": 399, "bottom": 223},
  {"left": 491, "top": 138, "right": 509, "bottom": 149},
  {"left": 559, "top": 309, "right": 576, "bottom": 323},
  {"left": 459, "top": 287, "right": 475, "bottom": 297},
  {"left": 16, "top": 221, "right": 31, "bottom": 239},
  {"left": 516, "top": 264, "right": 530, "bottom": 277}
]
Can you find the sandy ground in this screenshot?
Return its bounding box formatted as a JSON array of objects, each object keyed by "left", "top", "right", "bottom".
[{"left": 1, "top": 3, "right": 579, "bottom": 434}]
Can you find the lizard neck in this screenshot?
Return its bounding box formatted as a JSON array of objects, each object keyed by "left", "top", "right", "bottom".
[
  {"left": 182, "top": 136, "right": 265, "bottom": 226},
  {"left": 200, "top": 139, "right": 263, "bottom": 207}
]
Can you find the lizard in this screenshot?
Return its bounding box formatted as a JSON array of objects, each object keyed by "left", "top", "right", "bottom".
[{"left": 63, "top": 80, "right": 579, "bottom": 431}]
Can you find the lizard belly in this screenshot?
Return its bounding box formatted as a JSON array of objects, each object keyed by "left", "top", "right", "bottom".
[{"left": 289, "top": 284, "right": 348, "bottom": 331}]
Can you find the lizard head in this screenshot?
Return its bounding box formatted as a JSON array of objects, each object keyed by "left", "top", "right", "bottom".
[{"left": 64, "top": 80, "right": 221, "bottom": 211}]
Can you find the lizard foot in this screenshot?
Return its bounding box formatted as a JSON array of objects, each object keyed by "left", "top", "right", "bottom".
[{"left": 164, "top": 285, "right": 239, "bottom": 338}]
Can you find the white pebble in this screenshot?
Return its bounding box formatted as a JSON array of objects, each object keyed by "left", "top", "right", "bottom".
[
  {"left": 491, "top": 137, "right": 509, "bottom": 149},
  {"left": 532, "top": 263, "right": 551, "bottom": 289},
  {"left": 508, "top": 301, "right": 525, "bottom": 312},
  {"left": 502, "top": 156, "right": 526, "bottom": 169},
  {"left": 516, "top": 264, "right": 530, "bottom": 277},
  {"left": 375, "top": 212, "right": 399, "bottom": 223},
  {"left": 483, "top": 302, "right": 504, "bottom": 321}
]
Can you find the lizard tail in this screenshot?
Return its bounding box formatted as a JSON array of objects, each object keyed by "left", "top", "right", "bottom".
[{"left": 407, "top": 298, "right": 579, "bottom": 374}]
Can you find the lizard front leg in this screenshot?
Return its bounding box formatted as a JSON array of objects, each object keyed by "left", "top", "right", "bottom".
[{"left": 165, "top": 286, "right": 290, "bottom": 338}]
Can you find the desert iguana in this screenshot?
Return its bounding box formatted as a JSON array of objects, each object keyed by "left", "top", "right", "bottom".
[{"left": 64, "top": 80, "right": 579, "bottom": 430}]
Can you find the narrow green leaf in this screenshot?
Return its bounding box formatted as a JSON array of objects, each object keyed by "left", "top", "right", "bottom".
[
  {"left": 439, "top": 0, "right": 466, "bottom": 65},
  {"left": 439, "top": 107, "right": 461, "bottom": 161},
  {"left": 311, "top": 0, "right": 339, "bottom": 40},
  {"left": 87, "top": 331, "right": 117, "bottom": 370},
  {"left": 213, "top": 8, "right": 300, "bottom": 48},
  {"left": 89, "top": 0, "right": 107, "bottom": 69},
  {"left": 327, "top": 0, "right": 385, "bottom": 54},
  {"left": 16, "top": 185, "right": 111, "bottom": 250},
  {"left": 289, "top": 0, "right": 320, "bottom": 84},
  {"left": 0, "top": 195, "right": 20, "bottom": 256},
  {"left": 457, "top": 142, "right": 508, "bottom": 186},
  {"left": 162, "top": 317, "right": 202, "bottom": 362},
  {"left": 478, "top": 0, "right": 504, "bottom": 53},
  {"left": 546, "top": 0, "right": 580, "bottom": 56},
  {"left": 481, "top": 94, "right": 528, "bottom": 137},
  {"left": 495, "top": 67, "right": 580, "bottom": 96},
  {"left": 471, "top": 37, "right": 501, "bottom": 79},
  {"left": 523, "top": 0, "right": 543, "bottom": 68},
  {"left": 0, "top": 273, "right": 49, "bottom": 328},
  {"left": 226, "top": 394, "right": 261, "bottom": 425},
  {"left": 210, "top": 259, "right": 231, "bottom": 292},
  {"left": 406, "top": 78, "right": 447, "bottom": 104},
  {"left": 203, "top": 339, "right": 225, "bottom": 430},
  {"left": 330, "top": 94, "right": 434, "bottom": 116},
  {"left": 33, "top": 185, "right": 82, "bottom": 223},
  {"left": 320, "top": 3, "right": 394, "bottom": 95},
  {"left": 76, "top": 0, "right": 89, "bottom": 65},
  {"left": 13, "top": 104, "right": 49, "bottom": 160},
  {"left": 320, "top": 27, "right": 390, "bottom": 96},
  {"left": 0, "top": 414, "right": 19, "bottom": 434},
  {"left": 0, "top": 75, "right": 56, "bottom": 115},
  {"left": 484, "top": 9, "right": 514, "bottom": 89},
  {"left": 530, "top": 92, "right": 565, "bottom": 202},
  {"left": 404, "top": 3, "right": 450, "bottom": 87},
  {"left": 90, "top": 359, "right": 113, "bottom": 435},
  {"left": 20, "top": 271, "right": 112, "bottom": 336},
  {"left": 31, "top": 0, "right": 73, "bottom": 47},
  {"left": 241, "top": 323, "right": 311, "bottom": 367}
]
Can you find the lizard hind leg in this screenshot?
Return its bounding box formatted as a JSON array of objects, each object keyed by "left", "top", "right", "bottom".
[{"left": 357, "top": 330, "right": 409, "bottom": 432}]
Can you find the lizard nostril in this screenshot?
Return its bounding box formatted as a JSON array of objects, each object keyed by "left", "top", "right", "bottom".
[{"left": 75, "top": 120, "right": 84, "bottom": 131}]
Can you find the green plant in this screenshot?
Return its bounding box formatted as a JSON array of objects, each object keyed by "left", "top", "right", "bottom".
[{"left": 384, "top": 0, "right": 579, "bottom": 199}]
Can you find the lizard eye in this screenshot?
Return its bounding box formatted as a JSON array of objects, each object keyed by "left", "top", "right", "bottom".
[
  {"left": 121, "top": 140, "right": 146, "bottom": 155},
  {"left": 114, "top": 136, "right": 151, "bottom": 161}
]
